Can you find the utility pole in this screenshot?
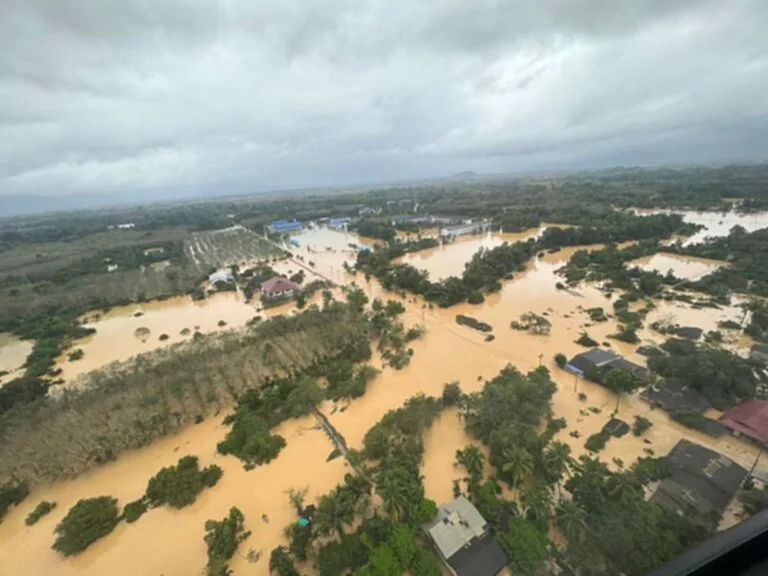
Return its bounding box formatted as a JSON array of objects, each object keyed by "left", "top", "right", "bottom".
[
  {"left": 573, "top": 374, "right": 578, "bottom": 393},
  {"left": 538, "top": 353, "right": 544, "bottom": 367}
]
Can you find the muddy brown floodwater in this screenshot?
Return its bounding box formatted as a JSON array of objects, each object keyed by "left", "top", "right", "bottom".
[
  {"left": 629, "top": 252, "right": 724, "bottom": 280},
  {"left": 3, "top": 227, "right": 767, "bottom": 575},
  {"left": 0, "top": 333, "right": 33, "bottom": 385},
  {"left": 396, "top": 226, "right": 548, "bottom": 281},
  {"left": 54, "top": 291, "right": 305, "bottom": 384},
  {"left": 632, "top": 208, "right": 768, "bottom": 245}
]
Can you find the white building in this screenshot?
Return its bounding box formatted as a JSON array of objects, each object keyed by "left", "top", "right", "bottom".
[{"left": 209, "top": 270, "right": 234, "bottom": 284}]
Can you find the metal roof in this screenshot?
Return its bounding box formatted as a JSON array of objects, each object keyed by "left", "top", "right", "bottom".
[
  {"left": 426, "top": 496, "right": 488, "bottom": 560},
  {"left": 721, "top": 399, "right": 768, "bottom": 446}
]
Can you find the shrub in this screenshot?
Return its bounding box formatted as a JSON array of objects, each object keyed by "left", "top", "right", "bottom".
[
  {"left": 52, "top": 497, "right": 120, "bottom": 556},
  {"left": 204, "top": 507, "right": 251, "bottom": 576},
  {"left": 554, "top": 353, "right": 567, "bottom": 368},
  {"left": 217, "top": 320, "right": 227, "bottom": 327},
  {"left": 25, "top": 500, "right": 56, "bottom": 526},
  {"left": 0, "top": 482, "right": 29, "bottom": 521},
  {"left": 575, "top": 332, "right": 598, "bottom": 347},
  {"left": 67, "top": 348, "right": 84, "bottom": 362},
  {"left": 122, "top": 499, "right": 148, "bottom": 523},
  {"left": 158, "top": 334, "right": 169, "bottom": 341},
  {"left": 586, "top": 307, "right": 608, "bottom": 322},
  {"left": 467, "top": 291, "right": 485, "bottom": 304},
  {"left": 146, "top": 456, "right": 223, "bottom": 509},
  {"left": 633, "top": 415, "right": 653, "bottom": 437},
  {"left": 584, "top": 432, "right": 610, "bottom": 453},
  {"left": 441, "top": 381, "right": 463, "bottom": 406}
]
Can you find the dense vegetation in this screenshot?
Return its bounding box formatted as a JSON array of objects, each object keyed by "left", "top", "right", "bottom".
[
  {"left": 647, "top": 338, "right": 765, "bottom": 410},
  {"left": 356, "top": 213, "right": 696, "bottom": 307},
  {"left": 203, "top": 506, "right": 251, "bottom": 576},
  {"left": 0, "top": 300, "right": 372, "bottom": 486},
  {"left": 145, "top": 455, "right": 223, "bottom": 509},
  {"left": 52, "top": 496, "right": 120, "bottom": 556}
]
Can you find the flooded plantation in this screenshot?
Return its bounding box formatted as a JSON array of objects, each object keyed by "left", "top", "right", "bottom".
[{"left": 2, "top": 226, "right": 767, "bottom": 576}]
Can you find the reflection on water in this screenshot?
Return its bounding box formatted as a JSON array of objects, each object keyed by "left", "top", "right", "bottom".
[
  {"left": 633, "top": 208, "right": 768, "bottom": 245},
  {"left": 629, "top": 253, "right": 724, "bottom": 280},
  {"left": 0, "top": 333, "right": 33, "bottom": 385},
  {"left": 3, "top": 227, "right": 766, "bottom": 575}
]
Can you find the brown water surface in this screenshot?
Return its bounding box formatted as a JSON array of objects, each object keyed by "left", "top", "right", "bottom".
[
  {"left": 3, "top": 228, "right": 764, "bottom": 575},
  {"left": 0, "top": 333, "right": 33, "bottom": 385},
  {"left": 633, "top": 208, "right": 768, "bottom": 245},
  {"left": 628, "top": 253, "right": 724, "bottom": 280}
]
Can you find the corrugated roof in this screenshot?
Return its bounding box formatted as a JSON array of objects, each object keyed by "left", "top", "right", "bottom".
[
  {"left": 427, "top": 496, "right": 488, "bottom": 560},
  {"left": 261, "top": 276, "right": 299, "bottom": 295},
  {"left": 721, "top": 399, "right": 768, "bottom": 446}
]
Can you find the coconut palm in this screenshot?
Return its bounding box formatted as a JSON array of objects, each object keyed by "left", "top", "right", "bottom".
[
  {"left": 608, "top": 473, "right": 642, "bottom": 506},
  {"left": 376, "top": 471, "right": 411, "bottom": 524},
  {"left": 455, "top": 445, "right": 485, "bottom": 478},
  {"left": 555, "top": 500, "right": 588, "bottom": 544},
  {"left": 543, "top": 441, "right": 573, "bottom": 486},
  {"left": 315, "top": 486, "right": 355, "bottom": 538},
  {"left": 521, "top": 484, "right": 553, "bottom": 526},
  {"left": 501, "top": 446, "right": 534, "bottom": 490}
]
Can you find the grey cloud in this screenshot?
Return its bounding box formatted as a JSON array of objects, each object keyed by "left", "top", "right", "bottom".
[{"left": 1, "top": 0, "right": 768, "bottom": 201}]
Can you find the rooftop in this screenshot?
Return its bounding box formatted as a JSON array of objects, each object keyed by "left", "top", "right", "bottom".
[
  {"left": 720, "top": 399, "right": 768, "bottom": 446},
  {"left": 651, "top": 439, "right": 747, "bottom": 521},
  {"left": 426, "top": 496, "right": 487, "bottom": 559},
  {"left": 261, "top": 276, "right": 300, "bottom": 295},
  {"left": 564, "top": 348, "right": 619, "bottom": 375},
  {"left": 640, "top": 380, "right": 710, "bottom": 414}
]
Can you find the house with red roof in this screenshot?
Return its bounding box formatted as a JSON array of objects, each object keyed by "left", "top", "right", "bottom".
[
  {"left": 261, "top": 276, "right": 300, "bottom": 299},
  {"left": 720, "top": 399, "right": 768, "bottom": 447}
]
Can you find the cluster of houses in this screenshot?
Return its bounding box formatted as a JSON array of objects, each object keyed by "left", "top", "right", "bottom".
[{"left": 207, "top": 270, "right": 299, "bottom": 299}]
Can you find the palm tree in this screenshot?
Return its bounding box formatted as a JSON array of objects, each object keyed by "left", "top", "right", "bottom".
[
  {"left": 501, "top": 446, "right": 534, "bottom": 491},
  {"left": 455, "top": 445, "right": 485, "bottom": 478},
  {"left": 376, "top": 472, "right": 410, "bottom": 524},
  {"left": 608, "top": 473, "right": 642, "bottom": 506},
  {"left": 543, "top": 441, "right": 573, "bottom": 487},
  {"left": 286, "top": 486, "right": 308, "bottom": 514},
  {"left": 555, "top": 500, "right": 588, "bottom": 544},
  {"left": 521, "top": 484, "right": 553, "bottom": 525},
  {"left": 315, "top": 486, "right": 355, "bottom": 538}
]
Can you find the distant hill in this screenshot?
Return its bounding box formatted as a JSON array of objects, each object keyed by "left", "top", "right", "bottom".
[{"left": 449, "top": 171, "right": 480, "bottom": 180}]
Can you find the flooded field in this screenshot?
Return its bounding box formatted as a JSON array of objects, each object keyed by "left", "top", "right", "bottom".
[
  {"left": 396, "top": 227, "right": 547, "bottom": 281},
  {"left": 633, "top": 208, "right": 768, "bottom": 245},
  {"left": 3, "top": 227, "right": 765, "bottom": 575},
  {"left": 629, "top": 252, "right": 724, "bottom": 280},
  {"left": 0, "top": 333, "right": 33, "bottom": 385},
  {"left": 55, "top": 291, "right": 294, "bottom": 383}
]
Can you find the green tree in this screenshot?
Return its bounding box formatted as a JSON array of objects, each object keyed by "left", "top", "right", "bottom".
[
  {"left": 52, "top": 496, "right": 120, "bottom": 556},
  {"left": 498, "top": 517, "right": 550, "bottom": 575},
  {"left": 346, "top": 287, "right": 369, "bottom": 314},
  {"left": 204, "top": 507, "right": 251, "bottom": 576},
  {"left": 316, "top": 486, "right": 356, "bottom": 539},
  {"left": 410, "top": 548, "right": 442, "bottom": 576},
  {"left": 554, "top": 353, "right": 567, "bottom": 367},
  {"left": 368, "top": 544, "right": 401, "bottom": 576},
  {"left": 542, "top": 441, "right": 572, "bottom": 487},
  {"left": 455, "top": 445, "right": 485, "bottom": 482},
  {"left": 286, "top": 486, "right": 308, "bottom": 514},
  {"left": 25, "top": 500, "right": 56, "bottom": 526},
  {"left": 603, "top": 369, "right": 638, "bottom": 412},
  {"left": 441, "top": 381, "right": 463, "bottom": 406},
  {"left": 555, "top": 500, "right": 587, "bottom": 544},
  {"left": 388, "top": 525, "right": 417, "bottom": 569},
  {"left": 521, "top": 484, "right": 553, "bottom": 528},
  {"left": 501, "top": 446, "right": 534, "bottom": 491}
]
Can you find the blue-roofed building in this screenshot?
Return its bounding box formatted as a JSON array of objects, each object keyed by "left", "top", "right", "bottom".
[
  {"left": 267, "top": 219, "right": 303, "bottom": 234},
  {"left": 329, "top": 217, "right": 351, "bottom": 231}
]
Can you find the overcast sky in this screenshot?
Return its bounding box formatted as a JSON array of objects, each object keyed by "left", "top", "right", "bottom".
[{"left": 1, "top": 0, "right": 768, "bottom": 201}]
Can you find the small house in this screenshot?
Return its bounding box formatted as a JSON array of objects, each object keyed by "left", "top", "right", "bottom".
[
  {"left": 209, "top": 271, "right": 234, "bottom": 284},
  {"left": 424, "top": 496, "right": 507, "bottom": 576},
  {"left": 720, "top": 399, "right": 768, "bottom": 447},
  {"left": 650, "top": 439, "right": 747, "bottom": 522},
  {"left": 261, "top": 277, "right": 300, "bottom": 299},
  {"left": 564, "top": 348, "right": 619, "bottom": 377}
]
